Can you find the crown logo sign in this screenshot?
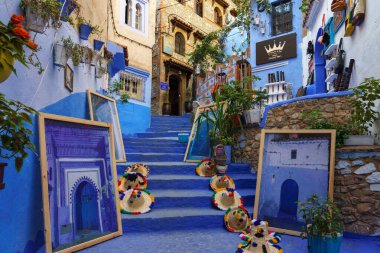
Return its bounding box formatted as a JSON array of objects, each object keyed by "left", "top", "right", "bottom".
[{"left": 264, "top": 40, "right": 286, "bottom": 54}]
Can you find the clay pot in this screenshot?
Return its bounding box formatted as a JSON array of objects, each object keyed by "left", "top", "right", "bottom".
[{"left": 0, "top": 47, "right": 15, "bottom": 83}]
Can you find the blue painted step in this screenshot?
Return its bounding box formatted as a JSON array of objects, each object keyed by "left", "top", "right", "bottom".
[
  {"left": 146, "top": 127, "right": 191, "bottom": 132},
  {"left": 136, "top": 132, "right": 190, "bottom": 138},
  {"left": 126, "top": 153, "right": 185, "bottom": 162},
  {"left": 124, "top": 138, "right": 185, "bottom": 146},
  {"left": 125, "top": 146, "right": 187, "bottom": 153}
]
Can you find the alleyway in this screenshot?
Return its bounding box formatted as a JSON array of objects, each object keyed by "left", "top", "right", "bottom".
[{"left": 78, "top": 115, "right": 380, "bottom": 253}]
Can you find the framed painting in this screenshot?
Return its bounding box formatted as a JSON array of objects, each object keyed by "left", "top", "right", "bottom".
[
  {"left": 253, "top": 129, "right": 336, "bottom": 236},
  {"left": 87, "top": 90, "right": 126, "bottom": 163},
  {"left": 39, "top": 113, "right": 122, "bottom": 253},
  {"left": 64, "top": 64, "right": 74, "bottom": 92},
  {"left": 184, "top": 103, "right": 217, "bottom": 162}
]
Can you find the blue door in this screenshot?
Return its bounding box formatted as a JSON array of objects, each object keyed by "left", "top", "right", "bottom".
[
  {"left": 75, "top": 182, "right": 99, "bottom": 232},
  {"left": 278, "top": 179, "right": 299, "bottom": 220}
]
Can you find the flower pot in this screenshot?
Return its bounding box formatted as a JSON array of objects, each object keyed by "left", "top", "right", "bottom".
[
  {"left": 216, "top": 164, "right": 228, "bottom": 174},
  {"left": 81, "top": 47, "right": 93, "bottom": 64},
  {"left": 58, "top": 0, "right": 77, "bottom": 21},
  {"left": 224, "top": 145, "right": 231, "bottom": 165},
  {"left": 0, "top": 48, "right": 15, "bottom": 83},
  {"left": 0, "top": 163, "right": 7, "bottom": 190},
  {"left": 53, "top": 43, "right": 69, "bottom": 67},
  {"left": 91, "top": 51, "right": 100, "bottom": 66},
  {"left": 244, "top": 108, "right": 261, "bottom": 124},
  {"left": 184, "top": 101, "right": 193, "bottom": 113},
  {"left": 94, "top": 39, "right": 104, "bottom": 51},
  {"left": 25, "top": 7, "right": 48, "bottom": 33},
  {"left": 95, "top": 57, "right": 108, "bottom": 78},
  {"left": 79, "top": 24, "right": 93, "bottom": 40},
  {"left": 162, "top": 103, "right": 171, "bottom": 115},
  {"left": 344, "top": 135, "right": 375, "bottom": 146},
  {"left": 307, "top": 234, "right": 343, "bottom": 253}
]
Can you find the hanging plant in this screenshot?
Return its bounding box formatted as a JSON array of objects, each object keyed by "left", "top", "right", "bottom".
[
  {"left": 0, "top": 14, "right": 43, "bottom": 83},
  {"left": 0, "top": 93, "right": 37, "bottom": 172},
  {"left": 78, "top": 17, "right": 102, "bottom": 40},
  {"left": 61, "top": 37, "right": 82, "bottom": 66}
]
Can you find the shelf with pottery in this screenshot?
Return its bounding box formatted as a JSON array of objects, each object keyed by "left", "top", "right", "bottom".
[
  {"left": 325, "top": 73, "right": 338, "bottom": 83},
  {"left": 324, "top": 43, "right": 338, "bottom": 56},
  {"left": 325, "top": 58, "right": 337, "bottom": 69}
]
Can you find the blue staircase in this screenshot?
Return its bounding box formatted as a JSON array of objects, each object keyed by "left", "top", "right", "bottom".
[{"left": 120, "top": 114, "right": 257, "bottom": 233}]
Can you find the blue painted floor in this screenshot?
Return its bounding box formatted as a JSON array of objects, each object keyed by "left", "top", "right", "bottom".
[{"left": 79, "top": 115, "right": 380, "bottom": 253}]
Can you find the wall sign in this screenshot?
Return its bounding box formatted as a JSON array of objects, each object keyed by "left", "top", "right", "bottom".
[
  {"left": 162, "top": 35, "right": 173, "bottom": 55},
  {"left": 256, "top": 33, "right": 297, "bottom": 65},
  {"left": 160, "top": 82, "right": 169, "bottom": 91}
]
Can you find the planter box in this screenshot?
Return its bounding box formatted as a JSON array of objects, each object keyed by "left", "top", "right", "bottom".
[
  {"left": 79, "top": 24, "right": 93, "bottom": 40},
  {"left": 307, "top": 234, "right": 342, "bottom": 253},
  {"left": 344, "top": 135, "right": 375, "bottom": 146},
  {"left": 25, "top": 8, "right": 48, "bottom": 33},
  {"left": 53, "top": 43, "right": 69, "bottom": 67},
  {"left": 243, "top": 109, "right": 261, "bottom": 124}
]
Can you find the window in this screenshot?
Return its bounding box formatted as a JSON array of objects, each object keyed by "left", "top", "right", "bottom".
[
  {"left": 272, "top": 0, "right": 293, "bottom": 36},
  {"left": 214, "top": 7, "right": 222, "bottom": 26},
  {"left": 175, "top": 32, "right": 185, "bottom": 55},
  {"left": 195, "top": 0, "right": 203, "bottom": 17},
  {"left": 291, "top": 149, "right": 297, "bottom": 159},
  {"left": 120, "top": 71, "right": 145, "bottom": 101},
  {"left": 125, "top": 0, "right": 132, "bottom": 25},
  {"left": 135, "top": 3, "right": 142, "bottom": 30}
]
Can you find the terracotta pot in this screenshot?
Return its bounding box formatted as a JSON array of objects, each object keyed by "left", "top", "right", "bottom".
[
  {"left": 0, "top": 46, "right": 15, "bottom": 83},
  {"left": 162, "top": 103, "right": 171, "bottom": 115},
  {"left": 0, "top": 163, "right": 7, "bottom": 190},
  {"left": 184, "top": 101, "right": 193, "bottom": 113}
]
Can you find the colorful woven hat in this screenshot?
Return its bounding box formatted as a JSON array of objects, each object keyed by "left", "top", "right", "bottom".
[
  {"left": 210, "top": 175, "right": 235, "bottom": 191},
  {"left": 125, "top": 163, "right": 150, "bottom": 177},
  {"left": 212, "top": 188, "right": 243, "bottom": 211},
  {"left": 224, "top": 206, "right": 251, "bottom": 233},
  {"left": 118, "top": 172, "right": 147, "bottom": 193},
  {"left": 195, "top": 158, "right": 217, "bottom": 177},
  {"left": 236, "top": 219, "right": 283, "bottom": 253},
  {"left": 120, "top": 188, "right": 154, "bottom": 215}
]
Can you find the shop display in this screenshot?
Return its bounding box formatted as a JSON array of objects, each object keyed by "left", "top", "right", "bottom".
[
  {"left": 38, "top": 113, "right": 122, "bottom": 253},
  {"left": 254, "top": 129, "right": 336, "bottom": 236}
]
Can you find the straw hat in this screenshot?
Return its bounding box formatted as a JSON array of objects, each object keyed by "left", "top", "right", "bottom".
[
  {"left": 210, "top": 175, "right": 235, "bottom": 191},
  {"left": 195, "top": 158, "right": 217, "bottom": 177},
  {"left": 125, "top": 163, "right": 150, "bottom": 177},
  {"left": 212, "top": 188, "right": 243, "bottom": 210},
  {"left": 236, "top": 219, "right": 283, "bottom": 253},
  {"left": 120, "top": 188, "right": 154, "bottom": 215},
  {"left": 118, "top": 172, "right": 147, "bottom": 193},
  {"left": 224, "top": 206, "right": 251, "bottom": 233}
]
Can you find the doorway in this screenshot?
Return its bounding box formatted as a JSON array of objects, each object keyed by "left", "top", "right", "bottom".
[
  {"left": 278, "top": 179, "right": 299, "bottom": 220},
  {"left": 169, "top": 75, "right": 180, "bottom": 116},
  {"left": 74, "top": 181, "right": 99, "bottom": 236}
]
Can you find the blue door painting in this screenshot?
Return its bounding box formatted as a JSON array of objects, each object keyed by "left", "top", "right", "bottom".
[
  {"left": 74, "top": 181, "right": 100, "bottom": 236},
  {"left": 278, "top": 179, "right": 299, "bottom": 220}
]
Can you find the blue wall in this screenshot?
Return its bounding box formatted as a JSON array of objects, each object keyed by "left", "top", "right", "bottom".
[
  {"left": 250, "top": 0, "right": 303, "bottom": 96},
  {"left": 117, "top": 101, "right": 151, "bottom": 137}
]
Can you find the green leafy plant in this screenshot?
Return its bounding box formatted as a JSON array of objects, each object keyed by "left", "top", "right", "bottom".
[
  {"left": 298, "top": 194, "right": 343, "bottom": 240},
  {"left": 0, "top": 93, "right": 37, "bottom": 172},
  {"left": 0, "top": 14, "right": 43, "bottom": 75},
  {"left": 299, "top": 0, "right": 312, "bottom": 14},
  {"left": 252, "top": 88, "right": 269, "bottom": 110},
  {"left": 61, "top": 37, "right": 82, "bottom": 66},
  {"left": 105, "top": 79, "right": 130, "bottom": 104},
  {"left": 21, "top": 0, "right": 63, "bottom": 29},
  {"left": 220, "top": 135, "right": 236, "bottom": 146},
  {"left": 78, "top": 17, "right": 102, "bottom": 37},
  {"left": 255, "top": 0, "right": 272, "bottom": 13},
  {"left": 349, "top": 77, "right": 380, "bottom": 135},
  {"left": 301, "top": 109, "right": 350, "bottom": 148}
]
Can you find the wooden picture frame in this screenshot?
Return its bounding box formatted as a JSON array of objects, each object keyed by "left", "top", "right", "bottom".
[
  {"left": 253, "top": 129, "right": 336, "bottom": 236},
  {"left": 64, "top": 64, "right": 74, "bottom": 92},
  {"left": 184, "top": 103, "right": 218, "bottom": 163},
  {"left": 87, "top": 90, "right": 127, "bottom": 163},
  {"left": 39, "top": 113, "right": 122, "bottom": 253}
]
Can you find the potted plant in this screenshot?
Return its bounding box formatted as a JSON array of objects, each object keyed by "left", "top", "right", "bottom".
[
  {"left": 54, "top": 37, "right": 72, "bottom": 67},
  {"left": 0, "top": 93, "right": 37, "bottom": 189},
  {"left": 298, "top": 194, "right": 344, "bottom": 253},
  {"left": 21, "top": 0, "right": 62, "bottom": 33},
  {"left": 184, "top": 87, "right": 193, "bottom": 113},
  {"left": 78, "top": 17, "right": 102, "bottom": 40},
  {"left": 94, "top": 39, "right": 104, "bottom": 51},
  {"left": 162, "top": 92, "right": 170, "bottom": 115},
  {"left": 90, "top": 51, "right": 100, "bottom": 66},
  {"left": 0, "top": 14, "right": 41, "bottom": 83},
  {"left": 245, "top": 88, "right": 268, "bottom": 124},
  {"left": 220, "top": 135, "right": 235, "bottom": 165},
  {"left": 346, "top": 77, "right": 380, "bottom": 145},
  {"left": 96, "top": 57, "right": 109, "bottom": 78},
  {"left": 80, "top": 46, "right": 93, "bottom": 64},
  {"left": 59, "top": 37, "right": 82, "bottom": 66}
]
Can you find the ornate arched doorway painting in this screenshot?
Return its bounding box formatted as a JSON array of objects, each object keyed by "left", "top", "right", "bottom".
[
  {"left": 169, "top": 75, "right": 180, "bottom": 116},
  {"left": 73, "top": 180, "right": 100, "bottom": 237},
  {"left": 278, "top": 179, "right": 299, "bottom": 220}
]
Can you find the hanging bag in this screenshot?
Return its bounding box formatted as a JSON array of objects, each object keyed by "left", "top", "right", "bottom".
[{"left": 335, "top": 38, "right": 345, "bottom": 74}]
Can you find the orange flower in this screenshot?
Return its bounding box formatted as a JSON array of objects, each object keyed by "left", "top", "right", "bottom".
[
  {"left": 10, "top": 14, "right": 24, "bottom": 24},
  {"left": 27, "top": 40, "right": 38, "bottom": 51},
  {"left": 12, "top": 26, "right": 30, "bottom": 40}
]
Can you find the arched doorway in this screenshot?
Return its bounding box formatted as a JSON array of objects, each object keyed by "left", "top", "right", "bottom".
[
  {"left": 278, "top": 179, "right": 299, "bottom": 220},
  {"left": 314, "top": 28, "right": 327, "bottom": 94},
  {"left": 74, "top": 181, "right": 99, "bottom": 236},
  {"left": 169, "top": 75, "right": 180, "bottom": 116}
]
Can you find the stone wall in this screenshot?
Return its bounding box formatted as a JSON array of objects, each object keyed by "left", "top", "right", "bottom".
[
  {"left": 335, "top": 147, "right": 380, "bottom": 235},
  {"left": 233, "top": 95, "right": 353, "bottom": 170}
]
